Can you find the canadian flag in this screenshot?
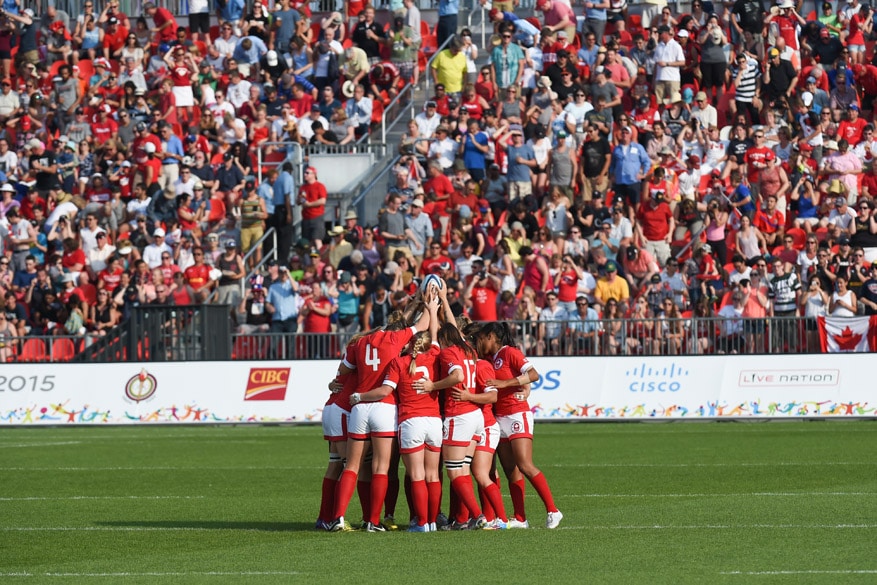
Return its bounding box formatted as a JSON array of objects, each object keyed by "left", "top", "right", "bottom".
[{"left": 817, "top": 316, "right": 877, "bottom": 353}]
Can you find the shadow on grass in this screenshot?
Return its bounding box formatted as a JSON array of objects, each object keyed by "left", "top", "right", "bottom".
[{"left": 97, "top": 520, "right": 316, "bottom": 532}]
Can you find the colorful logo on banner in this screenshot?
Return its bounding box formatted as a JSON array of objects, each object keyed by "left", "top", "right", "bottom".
[
  {"left": 124, "top": 369, "right": 157, "bottom": 403},
  {"left": 244, "top": 368, "right": 290, "bottom": 401},
  {"left": 738, "top": 369, "right": 839, "bottom": 387},
  {"left": 624, "top": 362, "right": 690, "bottom": 393}
]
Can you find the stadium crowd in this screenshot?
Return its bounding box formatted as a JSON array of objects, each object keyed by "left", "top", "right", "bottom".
[{"left": 3, "top": 0, "right": 877, "bottom": 360}]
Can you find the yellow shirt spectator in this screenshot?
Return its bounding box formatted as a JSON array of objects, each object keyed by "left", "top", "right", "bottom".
[
  {"left": 430, "top": 46, "right": 467, "bottom": 94},
  {"left": 595, "top": 263, "right": 630, "bottom": 305}
]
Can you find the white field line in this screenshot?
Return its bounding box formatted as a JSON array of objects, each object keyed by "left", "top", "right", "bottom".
[
  {"left": 564, "top": 492, "right": 874, "bottom": 498},
  {"left": 5, "top": 441, "right": 82, "bottom": 448},
  {"left": 721, "top": 570, "right": 877, "bottom": 575},
  {"left": 0, "top": 495, "right": 205, "bottom": 502},
  {"left": 0, "top": 572, "right": 302, "bottom": 577},
  {"left": 557, "top": 524, "right": 877, "bottom": 530},
  {"left": 4, "top": 524, "right": 876, "bottom": 532},
  {"left": 0, "top": 466, "right": 324, "bottom": 471},
  {"left": 546, "top": 462, "right": 877, "bottom": 468}
]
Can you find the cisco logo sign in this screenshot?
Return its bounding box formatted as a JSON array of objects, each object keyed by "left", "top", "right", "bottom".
[{"left": 625, "top": 362, "right": 690, "bottom": 393}]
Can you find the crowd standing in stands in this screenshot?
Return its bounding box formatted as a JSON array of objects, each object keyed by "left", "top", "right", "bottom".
[{"left": 2, "top": 0, "right": 877, "bottom": 359}]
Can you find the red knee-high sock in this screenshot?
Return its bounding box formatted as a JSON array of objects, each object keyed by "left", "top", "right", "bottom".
[
  {"left": 384, "top": 476, "right": 400, "bottom": 518},
  {"left": 485, "top": 482, "right": 508, "bottom": 522},
  {"left": 319, "top": 477, "right": 337, "bottom": 522},
  {"left": 404, "top": 475, "right": 414, "bottom": 521},
  {"left": 509, "top": 479, "right": 527, "bottom": 521},
  {"left": 451, "top": 476, "right": 482, "bottom": 522},
  {"left": 427, "top": 481, "right": 442, "bottom": 524},
  {"left": 357, "top": 480, "right": 371, "bottom": 523},
  {"left": 411, "top": 479, "right": 428, "bottom": 527},
  {"left": 529, "top": 472, "right": 558, "bottom": 512},
  {"left": 369, "top": 474, "right": 389, "bottom": 525},
  {"left": 479, "top": 486, "right": 495, "bottom": 521},
  {"left": 332, "top": 470, "right": 358, "bottom": 520},
  {"left": 449, "top": 483, "right": 460, "bottom": 522}
]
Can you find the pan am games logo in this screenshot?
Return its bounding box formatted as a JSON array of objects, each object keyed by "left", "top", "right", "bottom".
[
  {"left": 245, "top": 368, "right": 290, "bottom": 401},
  {"left": 125, "top": 369, "right": 158, "bottom": 403}
]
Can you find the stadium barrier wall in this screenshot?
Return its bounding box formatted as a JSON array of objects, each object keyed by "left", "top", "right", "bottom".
[{"left": 0, "top": 354, "right": 874, "bottom": 425}]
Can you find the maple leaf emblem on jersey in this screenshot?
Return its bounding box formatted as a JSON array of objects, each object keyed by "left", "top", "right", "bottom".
[{"left": 833, "top": 326, "right": 863, "bottom": 351}]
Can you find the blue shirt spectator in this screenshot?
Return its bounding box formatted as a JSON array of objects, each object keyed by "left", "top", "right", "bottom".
[
  {"left": 507, "top": 140, "right": 536, "bottom": 183},
  {"left": 267, "top": 276, "right": 301, "bottom": 322},
  {"left": 161, "top": 133, "right": 184, "bottom": 165},
  {"left": 232, "top": 36, "right": 268, "bottom": 66},
  {"left": 258, "top": 176, "right": 276, "bottom": 215},
  {"left": 609, "top": 133, "right": 650, "bottom": 186},
  {"left": 274, "top": 169, "right": 295, "bottom": 210},
  {"left": 221, "top": 0, "right": 245, "bottom": 26}
]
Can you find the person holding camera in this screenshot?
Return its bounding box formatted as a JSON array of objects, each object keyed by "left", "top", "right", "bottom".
[{"left": 465, "top": 257, "right": 500, "bottom": 321}]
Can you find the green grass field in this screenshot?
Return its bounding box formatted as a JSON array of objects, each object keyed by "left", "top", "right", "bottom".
[{"left": 2, "top": 422, "right": 876, "bottom": 584}]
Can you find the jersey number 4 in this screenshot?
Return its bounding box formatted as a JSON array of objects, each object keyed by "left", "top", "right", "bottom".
[{"left": 365, "top": 344, "right": 381, "bottom": 372}]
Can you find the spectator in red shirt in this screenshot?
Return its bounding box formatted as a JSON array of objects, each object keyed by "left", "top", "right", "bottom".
[
  {"left": 420, "top": 241, "right": 453, "bottom": 276},
  {"left": 754, "top": 194, "right": 785, "bottom": 247},
  {"left": 91, "top": 104, "right": 119, "bottom": 146},
  {"left": 635, "top": 192, "right": 675, "bottom": 265},
  {"left": 145, "top": 2, "right": 178, "bottom": 43},
  {"left": 744, "top": 131, "right": 774, "bottom": 196},
  {"left": 838, "top": 104, "right": 867, "bottom": 146},
  {"left": 102, "top": 17, "right": 129, "bottom": 61},
  {"left": 301, "top": 285, "right": 335, "bottom": 357},
  {"left": 289, "top": 83, "right": 315, "bottom": 118},
  {"left": 464, "top": 257, "right": 500, "bottom": 320},
  {"left": 184, "top": 246, "right": 213, "bottom": 302},
  {"left": 298, "top": 166, "right": 327, "bottom": 248}
]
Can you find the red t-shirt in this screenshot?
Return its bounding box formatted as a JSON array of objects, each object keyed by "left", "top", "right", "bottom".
[
  {"left": 744, "top": 146, "right": 773, "bottom": 184},
  {"left": 838, "top": 117, "right": 868, "bottom": 145},
  {"left": 290, "top": 94, "right": 314, "bottom": 118},
  {"left": 637, "top": 202, "right": 673, "bottom": 241},
  {"left": 754, "top": 209, "right": 785, "bottom": 235},
  {"left": 303, "top": 297, "right": 332, "bottom": 333},
  {"left": 153, "top": 7, "right": 178, "bottom": 41},
  {"left": 98, "top": 267, "right": 123, "bottom": 293},
  {"left": 185, "top": 264, "right": 211, "bottom": 290},
  {"left": 62, "top": 248, "right": 86, "bottom": 270},
  {"left": 420, "top": 254, "right": 452, "bottom": 275},
  {"left": 557, "top": 268, "right": 579, "bottom": 302},
  {"left": 468, "top": 282, "right": 499, "bottom": 321},
  {"left": 91, "top": 118, "right": 118, "bottom": 145},
  {"left": 299, "top": 181, "right": 327, "bottom": 220}
]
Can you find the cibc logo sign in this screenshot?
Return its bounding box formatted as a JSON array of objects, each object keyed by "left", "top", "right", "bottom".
[
  {"left": 244, "top": 368, "right": 290, "bottom": 401},
  {"left": 625, "top": 362, "right": 689, "bottom": 393}
]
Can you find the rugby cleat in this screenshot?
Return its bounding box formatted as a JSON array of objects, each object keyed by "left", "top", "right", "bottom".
[
  {"left": 364, "top": 522, "right": 387, "bottom": 533},
  {"left": 507, "top": 518, "right": 530, "bottom": 529},
  {"left": 546, "top": 510, "right": 564, "bottom": 529}
]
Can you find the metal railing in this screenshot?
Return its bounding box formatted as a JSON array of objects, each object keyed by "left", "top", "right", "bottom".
[
  {"left": 379, "top": 83, "right": 418, "bottom": 145},
  {"left": 255, "top": 142, "right": 304, "bottom": 185},
  {"left": 241, "top": 226, "right": 278, "bottom": 296},
  {"left": 349, "top": 153, "right": 401, "bottom": 225},
  {"left": 2, "top": 315, "right": 858, "bottom": 363}
]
